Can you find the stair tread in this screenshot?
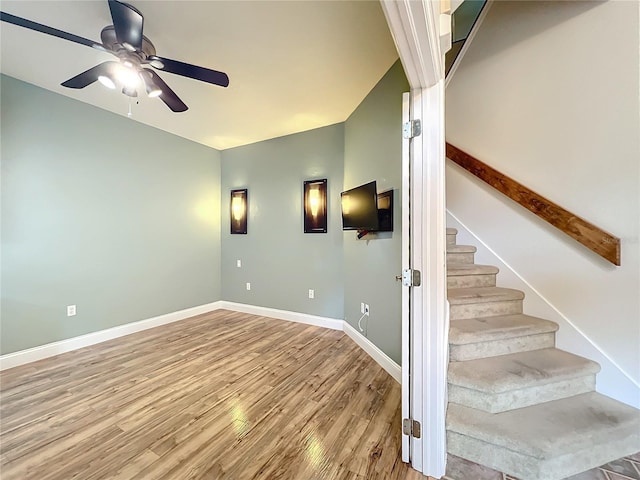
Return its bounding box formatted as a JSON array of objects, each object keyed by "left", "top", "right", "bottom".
[
  {"left": 448, "top": 244, "right": 477, "bottom": 253},
  {"left": 448, "top": 287, "right": 524, "bottom": 305},
  {"left": 448, "top": 264, "right": 499, "bottom": 277},
  {"left": 448, "top": 347, "right": 600, "bottom": 392},
  {"left": 447, "top": 392, "right": 640, "bottom": 460},
  {"left": 447, "top": 228, "right": 458, "bottom": 235},
  {"left": 450, "top": 314, "right": 558, "bottom": 345}
]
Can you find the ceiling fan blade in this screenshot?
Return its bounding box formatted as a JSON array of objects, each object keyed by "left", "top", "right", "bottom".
[
  {"left": 61, "top": 61, "right": 119, "bottom": 89},
  {"left": 148, "top": 55, "right": 229, "bottom": 88},
  {"left": 0, "top": 11, "right": 97, "bottom": 48},
  {"left": 143, "top": 69, "right": 188, "bottom": 112},
  {"left": 108, "top": 0, "right": 143, "bottom": 50}
]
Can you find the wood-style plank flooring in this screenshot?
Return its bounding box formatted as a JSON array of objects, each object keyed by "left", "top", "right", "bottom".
[{"left": 0, "top": 310, "right": 424, "bottom": 479}]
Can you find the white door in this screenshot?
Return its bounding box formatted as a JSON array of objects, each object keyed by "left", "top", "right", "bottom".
[
  {"left": 400, "top": 89, "right": 433, "bottom": 473},
  {"left": 400, "top": 92, "right": 412, "bottom": 463}
]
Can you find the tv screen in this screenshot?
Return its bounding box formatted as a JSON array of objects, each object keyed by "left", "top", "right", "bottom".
[{"left": 341, "top": 181, "right": 379, "bottom": 231}]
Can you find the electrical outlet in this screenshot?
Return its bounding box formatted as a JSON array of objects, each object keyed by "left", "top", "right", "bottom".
[
  {"left": 67, "top": 305, "right": 76, "bottom": 317},
  {"left": 308, "top": 289, "right": 314, "bottom": 299},
  {"left": 364, "top": 304, "right": 370, "bottom": 316},
  {"left": 246, "top": 282, "right": 251, "bottom": 291},
  {"left": 237, "top": 259, "right": 242, "bottom": 268},
  {"left": 360, "top": 302, "right": 365, "bottom": 314}
]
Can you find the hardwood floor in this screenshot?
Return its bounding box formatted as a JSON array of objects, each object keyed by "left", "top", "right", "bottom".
[{"left": 0, "top": 310, "right": 424, "bottom": 479}]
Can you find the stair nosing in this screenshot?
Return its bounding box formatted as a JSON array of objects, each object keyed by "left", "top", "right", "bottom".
[
  {"left": 449, "top": 314, "right": 559, "bottom": 345},
  {"left": 447, "top": 264, "right": 499, "bottom": 276},
  {"left": 448, "top": 287, "right": 524, "bottom": 305},
  {"left": 447, "top": 245, "right": 477, "bottom": 253},
  {"left": 448, "top": 348, "right": 601, "bottom": 393}
]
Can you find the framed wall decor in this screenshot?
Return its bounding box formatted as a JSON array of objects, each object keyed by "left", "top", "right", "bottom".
[
  {"left": 303, "top": 179, "right": 327, "bottom": 233},
  {"left": 230, "top": 189, "right": 248, "bottom": 234}
]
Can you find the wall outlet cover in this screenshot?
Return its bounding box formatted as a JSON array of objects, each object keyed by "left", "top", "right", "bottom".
[
  {"left": 246, "top": 282, "right": 251, "bottom": 291},
  {"left": 67, "top": 305, "right": 76, "bottom": 317}
]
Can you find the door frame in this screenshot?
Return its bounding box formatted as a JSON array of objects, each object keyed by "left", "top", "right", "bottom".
[{"left": 381, "top": 1, "right": 449, "bottom": 478}]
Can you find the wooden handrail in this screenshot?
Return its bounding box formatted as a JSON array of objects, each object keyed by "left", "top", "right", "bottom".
[{"left": 446, "top": 143, "right": 621, "bottom": 266}]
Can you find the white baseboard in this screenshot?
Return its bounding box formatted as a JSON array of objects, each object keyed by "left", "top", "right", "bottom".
[
  {"left": 218, "top": 301, "right": 344, "bottom": 331},
  {"left": 2, "top": 301, "right": 401, "bottom": 388},
  {"left": 342, "top": 321, "right": 402, "bottom": 384},
  {"left": 0, "top": 301, "right": 224, "bottom": 371},
  {"left": 219, "top": 303, "right": 401, "bottom": 383}
]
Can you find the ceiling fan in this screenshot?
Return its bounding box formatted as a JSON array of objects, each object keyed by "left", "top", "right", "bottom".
[{"left": 0, "top": 0, "right": 229, "bottom": 112}]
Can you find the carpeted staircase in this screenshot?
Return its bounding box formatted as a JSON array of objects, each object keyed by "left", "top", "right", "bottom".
[{"left": 445, "top": 227, "right": 640, "bottom": 480}]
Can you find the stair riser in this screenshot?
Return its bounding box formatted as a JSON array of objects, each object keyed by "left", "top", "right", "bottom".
[
  {"left": 448, "top": 375, "right": 596, "bottom": 413},
  {"left": 448, "top": 274, "right": 496, "bottom": 289},
  {"left": 447, "top": 233, "right": 457, "bottom": 245},
  {"left": 447, "top": 430, "right": 640, "bottom": 480},
  {"left": 450, "top": 300, "right": 522, "bottom": 320},
  {"left": 447, "top": 252, "right": 475, "bottom": 264},
  {"left": 447, "top": 431, "right": 540, "bottom": 479},
  {"left": 450, "top": 332, "right": 556, "bottom": 362}
]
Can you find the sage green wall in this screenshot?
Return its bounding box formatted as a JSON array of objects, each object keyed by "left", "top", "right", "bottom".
[
  {"left": 221, "top": 124, "right": 344, "bottom": 319},
  {"left": 343, "top": 60, "right": 408, "bottom": 364},
  {"left": 220, "top": 124, "right": 345, "bottom": 318},
  {"left": 1, "top": 75, "right": 222, "bottom": 355},
  {"left": 1, "top": 59, "right": 406, "bottom": 362}
]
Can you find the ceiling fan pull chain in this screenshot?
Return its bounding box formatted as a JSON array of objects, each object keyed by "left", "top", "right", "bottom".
[{"left": 127, "top": 97, "right": 132, "bottom": 118}]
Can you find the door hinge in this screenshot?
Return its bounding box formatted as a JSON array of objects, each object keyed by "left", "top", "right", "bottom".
[
  {"left": 401, "top": 268, "right": 421, "bottom": 287},
  {"left": 402, "top": 119, "right": 421, "bottom": 139},
  {"left": 403, "top": 418, "right": 421, "bottom": 438}
]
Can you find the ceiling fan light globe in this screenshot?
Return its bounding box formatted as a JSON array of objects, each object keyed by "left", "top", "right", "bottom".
[
  {"left": 116, "top": 66, "right": 140, "bottom": 89},
  {"left": 98, "top": 75, "right": 116, "bottom": 89}
]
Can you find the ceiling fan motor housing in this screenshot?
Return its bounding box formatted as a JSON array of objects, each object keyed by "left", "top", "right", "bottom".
[{"left": 100, "top": 25, "right": 156, "bottom": 60}]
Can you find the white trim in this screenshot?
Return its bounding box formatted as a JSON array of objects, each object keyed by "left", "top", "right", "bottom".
[
  {"left": 447, "top": 209, "right": 640, "bottom": 391},
  {"left": 382, "top": 1, "right": 449, "bottom": 476},
  {"left": 413, "top": 84, "right": 448, "bottom": 478},
  {"left": 217, "top": 301, "right": 343, "bottom": 331},
  {"left": 445, "top": 0, "right": 493, "bottom": 88},
  {"left": 220, "top": 304, "right": 402, "bottom": 384},
  {"left": 2, "top": 296, "right": 409, "bottom": 403},
  {"left": 0, "top": 301, "right": 224, "bottom": 371},
  {"left": 343, "top": 321, "right": 402, "bottom": 384},
  {"left": 1, "top": 301, "right": 406, "bottom": 391},
  {"left": 410, "top": 88, "right": 426, "bottom": 472},
  {"left": 381, "top": 0, "right": 443, "bottom": 88},
  {"left": 0, "top": 301, "right": 381, "bottom": 369}
]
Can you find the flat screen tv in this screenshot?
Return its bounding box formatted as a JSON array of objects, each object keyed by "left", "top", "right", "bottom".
[{"left": 341, "top": 181, "right": 379, "bottom": 231}]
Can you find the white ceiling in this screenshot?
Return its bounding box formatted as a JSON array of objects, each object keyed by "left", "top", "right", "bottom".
[{"left": 0, "top": 1, "right": 399, "bottom": 150}]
